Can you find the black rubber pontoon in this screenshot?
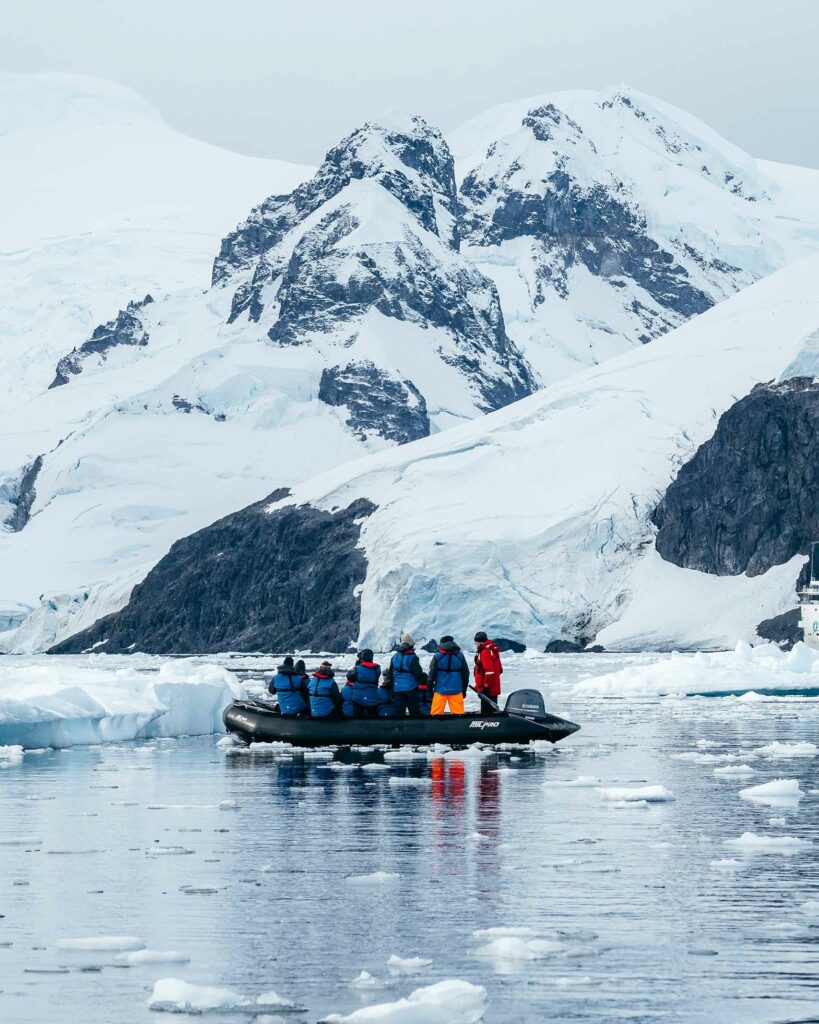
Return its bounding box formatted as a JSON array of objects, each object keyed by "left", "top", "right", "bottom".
[{"left": 223, "top": 688, "right": 579, "bottom": 747}]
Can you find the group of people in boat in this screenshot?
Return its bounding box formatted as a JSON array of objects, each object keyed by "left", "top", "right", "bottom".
[{"left": 267, "top": 632, "right": 504, "bottom": 719}]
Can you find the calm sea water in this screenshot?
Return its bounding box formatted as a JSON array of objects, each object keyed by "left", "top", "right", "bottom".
[{"left": 1, "top": 654, "right": 818, "bottom": 1023}]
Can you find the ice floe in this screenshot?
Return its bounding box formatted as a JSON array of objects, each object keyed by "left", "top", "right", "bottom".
[
  {"left": 58, "top": 935, "right": 145, "bottom": 951},
  {"left": 471, "top": 936, "right": 562, "bottom": 960},
  {"left": 348, "top": 971, "right": 387, "bottom": 991},
  {"left": 345, "top": 871, "right": 401, "bottom": 885},
  {"left": 322, "top": 979, "right": 487, "bottom": 1023},
  {"left": 754, "top": 741, "right": 818, "bottom": 758},
  {"left": 115, "top": 949, "right": 190, "bottom": 964},
  {"left": 148, "top": 978, "right": 305, "bottom": 1014},
  {"left": 0, "top": 657, "right": 244, "bottom": 748},
  {"left": 596, "top": 785, "right": 675, "bottom": 803},
  {"left": 387, "top": 954, "right": 432, "bottom": 973},
  {"left": 713, "top": 764, "right": 756, "bottom": 777},
  {"left": 0, "top": 744, "right": 24, "bottom": 767},
  {"left": 543, "top": 775, "right": 601, "bottom": 787},
  {"left": 710, "top": 858, "right": 742, "bottom": 871},
  {"left": 573, "top": 642, "right": 819, "bottom": 697},
  {"left": 739, "top": 779, "right": 802, "bottom": 806},
  {"left": 724, "top": 832, "right": 813, "bottom": 854}
]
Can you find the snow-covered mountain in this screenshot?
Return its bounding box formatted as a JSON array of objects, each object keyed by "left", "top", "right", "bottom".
[
  {"left": 4, "top": 75, "right": 819, "bottom": 653},
  {"left": 452, "top": 87, "right": 819, "bottom": 382},
  {"left": 0, "top": 72, "right": 311, "bottom": 411},
  {"left": 56, "top": 256, "right": 819, "bottom": 655}
]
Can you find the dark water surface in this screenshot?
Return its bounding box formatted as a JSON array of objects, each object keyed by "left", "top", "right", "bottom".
[{"left": 1, "top": 655, "right": 818, "bottom": 1023}]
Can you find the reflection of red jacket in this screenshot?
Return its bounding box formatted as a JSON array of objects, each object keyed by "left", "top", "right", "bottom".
[{"left": 474, "top": 640, "right": 503, "bottom": 697}]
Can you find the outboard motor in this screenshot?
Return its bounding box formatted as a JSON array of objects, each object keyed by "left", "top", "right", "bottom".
[{"left": 504, "top": 689, "right": 547, "bottom": 719}]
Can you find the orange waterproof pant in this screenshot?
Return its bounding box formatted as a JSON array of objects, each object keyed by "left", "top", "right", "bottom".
[{"left": 431, "top": 693, "right": 464, "bottom": 716}]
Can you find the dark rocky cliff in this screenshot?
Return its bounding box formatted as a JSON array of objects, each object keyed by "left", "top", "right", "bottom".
[
  {"left": 653, "top": 377, "right": 819, "bottom": 576},
  {"left": 49, "top": 295, "right": 154, "bottom": 388},
  {"left": 51, "top": 492, "right": 376, "bottom": 654}
]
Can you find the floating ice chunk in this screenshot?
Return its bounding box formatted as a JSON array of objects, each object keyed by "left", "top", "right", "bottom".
[
  {"left": 388, "top": 776, "right": 432, "bottom": 787},
  {"left": 345, "top": 871, "right": 400, "bottom": 885},
  {"left": 608, "top": 799, "right": 651, "bottom": 809},
  {"left": 360, "top": 763, "right": 389, "bottom": 772},
  {"left": 387, "top": 954, "right": 432, "bottom": 974},
  {"left": 58, "top": 936, "right": 145, "bottom": 952},
  {"left": 216, "top": 733, "right": 241, "bottom": 748},
  {"left": 348, "top": 971, "right": 386, "bottom": 991},
  {"left": 671, "top": 751, "right": 719, "bottom": 763},
  {"left": 303, "top": 750, "right": 336, "bottom": 760},
  {"left": 219, "top": 800, "right": 240, "bottom": 809},
  {"left": 322, "top": 979, "right": 487, "bottom": 1024},
  {"left": 596, "top": 786, "right": 675, "bottom": 803},
  {"left": 724, "top": 832, "right": 813, "bottom": 854},
  {"left": 799, "top": 899, "right": 819, "bottom": 919},
  {"left": 145, "top": 845, "right": 194, "bottom": 856},
  {"left": 710, "top": 858, "right": 742, "bottom": 871},
  {"left": 0, "top": 744, "right": 24, "bottom": 767},
  {"left": 147, "top": 979, "right": 304, "bottom": 1014},
  {"left": 755, "top": 741, "right": 818, "bottom": 758},
  {"left": 739, "top": 779, "right": 802, "bottom": 806},
  {"left": 472, "top": 936, "right": 562, "bottom": 960},
  {"left": 383, "top": 749, "right": 427, "bottom": 761},
  {"left": 714, "top": 764, "right": 755, "bottom": 777},
  {"left": 544, "top": 776, "right": 601, "bottom": 787},
  {"left": 115, "top": 949, "right": 190, "bottom": 964}
]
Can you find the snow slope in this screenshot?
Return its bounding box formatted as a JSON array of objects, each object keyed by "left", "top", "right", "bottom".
[
  {"left": 248, "top": 255, "right": 819, "bottom": 652},
  {"left": 452, "top": 87, "right": 819, "bottom": 383},
  {"left": 0, "top": 72, "right": 311, "bottom": 411}
]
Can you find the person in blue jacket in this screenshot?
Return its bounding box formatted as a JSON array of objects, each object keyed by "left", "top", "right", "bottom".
[
  {"left": 383, "top": 633, "right": 427, "bottom": 717},
  {"left": 342, "top": 650, "right": 385, "bottom": 718},
  {"left": 427, "top": 635, "right": 470, "bottom": 716},
  {"left": 308, "top": 661, "right": 343, "bottom": 719},
  {"left": 268, "top": 656, "right": 309, "bottom": 716}
]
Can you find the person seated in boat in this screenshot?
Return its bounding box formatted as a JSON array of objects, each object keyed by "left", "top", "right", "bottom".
[
  {"left": 427, "top": 635, "right": 469, "bottom": 716},
  {"left": 268, "top": 656, "right": 310, "bottom": 717},
  {"left": 342, "top": 649, "right": 385, "bottom": 718},
  {"left": 383, "top": 634, "right": 427, "bottom": 718},
  {"left": 308, "top": 660, "right": 343, "bottom": 720}
]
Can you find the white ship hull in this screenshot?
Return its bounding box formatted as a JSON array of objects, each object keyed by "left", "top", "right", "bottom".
[{"left": 800, "top": 595, "right": 819, "bottom": 649}]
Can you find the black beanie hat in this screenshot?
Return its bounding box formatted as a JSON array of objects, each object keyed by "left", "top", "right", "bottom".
[
  {"left": 283, "top": 655, "right": 295, "bottom": 667},
  {"left": 440, "top": 635, "right": 454, "bottom": 643},
  {"left": 474, "top": 631, "right": 488, "bottom": 643}
]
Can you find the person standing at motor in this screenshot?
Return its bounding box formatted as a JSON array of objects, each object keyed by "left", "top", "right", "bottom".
[
  {"left": 473, "top": 631, "right": 503, "bottom": 714},
  {"left": 308, "top": 660, "right": 343, "bottom": 720},
  {"left": 342, "top": 649, "right": 385, "bottom": 718},
  {"left": 268, "top": 656, "right": 310, "bottom": 716},
  {"left": 384, "top": 633, "right": 426, "bottom": 718},
  {"left": 427, "top": 635, "right": 470, "bottom": 716}
]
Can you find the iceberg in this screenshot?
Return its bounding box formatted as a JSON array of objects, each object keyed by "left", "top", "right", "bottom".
[
  {"left": 0, "top": 656, "right": 244, "bottom": 748},
  {"left": 738, "top": 779, "right": 802, "bottom": 806},
  {"left": 574, "top": 642, "right": 819, "bottom": 698}
]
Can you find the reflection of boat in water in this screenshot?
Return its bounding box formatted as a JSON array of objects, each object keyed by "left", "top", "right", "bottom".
[
  {"left": 223, "top": 689, "right": 580, "bottom": 748},
  {"left": 799, "top": 542, "right": 819, "bottom": 649}
]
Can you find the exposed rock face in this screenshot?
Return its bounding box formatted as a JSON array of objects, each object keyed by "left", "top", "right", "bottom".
[
  {"left": 1, "top": 456, "right": 43, "bottom": 532},
  {"left": 460, "top": 102, "right": 714, "bottom": 343},
  {"left": 654, "top": 378, "right": 819, "bottom": 575},
  {"left": 49, "top": 295, "right": 154, "bottom": 387},
  {"left": 212, "top": 115, "right": 536, "bottom": 425},
  {"left": 50, "top": 492, "right": 375, "bottom": 654},
  {"left": 319, "top": 361, "right": 430, "bottom": 443},
  {"left": 214, "top": 117, "right": 460, "bottom": 288},
  {"left": 756, "top": 608, "right": 801, "bottom": 649}
]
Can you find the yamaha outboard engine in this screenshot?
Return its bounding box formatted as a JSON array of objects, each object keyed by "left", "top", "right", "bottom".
[{"left": 504, "top": 689, "right": 547, "bottom": 719}]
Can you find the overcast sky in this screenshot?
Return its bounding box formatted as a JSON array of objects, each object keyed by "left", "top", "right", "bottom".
[{"left": 4, "top": 0, "right": 819, "bottom": 167}]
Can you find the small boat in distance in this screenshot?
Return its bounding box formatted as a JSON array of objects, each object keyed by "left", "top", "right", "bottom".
[
  {"left": 799, "top": 542, "right": 819, "bottom": 650},
  {"left": 223, "top": 688, "right": 580, "bottom": 748}
]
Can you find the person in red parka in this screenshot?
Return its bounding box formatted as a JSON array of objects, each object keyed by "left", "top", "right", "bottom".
[{"left": 473, "top": 631, "right": 503, "bottom": 714}]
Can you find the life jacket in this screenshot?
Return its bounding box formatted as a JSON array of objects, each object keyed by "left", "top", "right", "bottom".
[
  {"left": 474, "top": 640, "right": 503, "bottom": 697},
  {"left": 391, "top": 649, "right": 419, "bottom": 692},
  {"left": 273, "top": 668, "right": 307, "bottom": 716},
  {"left": 308, "top": 670, "right": 337, "bottom": 718},
  {"left": 432, "top": 647, "right": 467, "bottom": 696},
  {"left": 350, "top": 661, "right": 383, "bottom": 706}
]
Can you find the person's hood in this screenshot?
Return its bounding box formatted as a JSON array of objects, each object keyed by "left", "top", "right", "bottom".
[
  {"left": 357, "top": 660, "right": 379, "bottom": 669},
  {"left": 438, "top": 641, "right": 461, "bottom": 654},
  {"left": 276, "top": 664, "right": 299, "bottom": 675},
  {"left": 398, "top": 643, "right": 415, "bottom": 654},
  {"left": 313, "top": 669, "right": 335, "bottom": 679}
]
